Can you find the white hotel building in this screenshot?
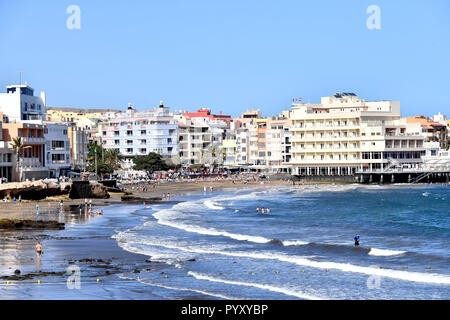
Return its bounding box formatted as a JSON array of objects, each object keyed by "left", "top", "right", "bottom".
[
  {"left": 100, "top": 102, "right": 178, "bottom": 159},
  {"left": 44, "top": 122, "right": 71, "bottom": 178},
  {"left": 289, "top": 93, "right": 424, "bottom": 176},
  {"left": 0, "top": 84, "right": 46, "bottom": 122}
]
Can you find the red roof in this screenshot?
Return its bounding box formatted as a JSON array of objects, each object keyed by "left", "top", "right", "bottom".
[{"left": 183, "top": 109, "right": 231, "bottom": 121}]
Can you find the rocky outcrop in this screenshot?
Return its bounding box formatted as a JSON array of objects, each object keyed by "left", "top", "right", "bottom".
[
  {"left": 0, "top": 219, "right": 65, "bottom": 230},
  {"left": 69, "top": 181, "right": 110, "bottom": 199},
  {"left": 0, "top": 179, "right": 69, "bottom": 200}
]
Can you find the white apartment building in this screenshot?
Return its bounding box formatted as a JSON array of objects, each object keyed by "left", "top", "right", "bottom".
[
  {"left": 236, "top": 126, "right": 250, "bottom": 166},
  {"left": 0, "top": 84, "right": 46, "bottom": 122},
  {"left": 290, "top": 93, "right": 425, "bottom": 176},
  {"left": 100, "top": 102, "right": 178, "bottom": 159},
  {"left": 44, "top": 122, "right": 71, "bottom": 177},
  {"left": 176, "top": 115, "right": 231, "bottom": 168},
  {"left": 233, "top": 115, "right": 292, "bottom": 171}
]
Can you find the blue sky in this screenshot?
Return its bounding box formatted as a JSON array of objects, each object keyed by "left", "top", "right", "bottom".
[{"left": 1, "top": 0, "right": 449, "bottom": 117}]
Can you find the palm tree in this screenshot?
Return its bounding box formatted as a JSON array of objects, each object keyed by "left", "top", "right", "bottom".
[
  {"left": 10, "top": 137, "right": 27, "bottom": 182},
  {"left": 104, "top": 148, "right": 123, "bottom": 171}
]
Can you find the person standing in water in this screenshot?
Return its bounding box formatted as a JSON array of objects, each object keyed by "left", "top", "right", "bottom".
[
  {"left": 256, "top": 207, "right": 260, "bottom": 213},
  {"left": 354, "top": 234, "right": 360, "bottom": 246},
  {"left": 35, "top": 242, "right": 43, "bottom": 257}
]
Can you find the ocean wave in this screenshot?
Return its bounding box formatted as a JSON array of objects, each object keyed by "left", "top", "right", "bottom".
[
  {"left": 119, "top": 274, "right": 240, "bottom": 300},
  {"left": 123, "top": 240, "right": 450, "bottom": 286},
  {"left": 368, "top": 248, "right": 407, "bottom": 257},
  {"left": 154, "top": 212, "right": 271, "bottom": 244},
  {"left": 283, "top": 240, "right": 310, "bottom": 246},
  {"left": 188, "top": 271, "right": 324, "bottom": 300},
  {"left": 203, "top": 200, "right": 225, "bottom": 210}
]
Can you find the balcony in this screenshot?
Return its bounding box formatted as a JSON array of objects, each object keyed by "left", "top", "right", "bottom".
[
  {"left": 51, "top": 160, "right": 66, "bottom": 165},
  {"left": 19, "top": 158, "right": 44, "bottom": 170},
  {"left": 21, "top": 137, "right": 45, "bottom": 144}
]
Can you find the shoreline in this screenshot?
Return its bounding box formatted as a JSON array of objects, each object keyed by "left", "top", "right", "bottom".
[{"left": 0, "top": 180, "right": 446, "bottom": 299}]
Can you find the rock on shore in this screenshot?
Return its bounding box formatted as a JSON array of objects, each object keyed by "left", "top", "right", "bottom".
[
  {"left": 0, "top": 179, "right": 70, "bottom": 200},
  {"left": 0, "top": 219, "right": 65, "bottom": 230},
  {"left": 69, "top": 181, "right": 110, "bottom": 199}
]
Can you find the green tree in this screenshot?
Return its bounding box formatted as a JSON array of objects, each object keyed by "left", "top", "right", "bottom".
[
  {"left": 10, "top": 137, "right": 29, "bottom": 182},
  {"left": 87, "top": 162, "right": 114, "bottom": 176},
  {"left": 133, "top": 152, "right": 168, "bottom": 172},
  {"left": 87, "top": 141, "right": 105, "bottom": 162},
  {"left": 104, "top": 148, "right": 123, "bottom": 170}
]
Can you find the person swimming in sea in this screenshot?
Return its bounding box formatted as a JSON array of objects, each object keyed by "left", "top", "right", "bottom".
[{"left": 354, "top": 234, "right": 360, "bottom": 246}]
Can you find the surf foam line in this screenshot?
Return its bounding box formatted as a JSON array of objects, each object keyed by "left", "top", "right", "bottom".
[
  {"left": 119, "top": 274, "right": 240, "bottom": 300},
  {"left": 188, "top": 271, "right": 324, "bottom": 300},
  {"left": 152, "top": 200, "right": 311, "bottom": 246},
  {"left": 132, "top": 240, "right": 450, "bottom": 286},
  {"left": 154, "top": 213, "right": 270, "bottom": 243},
  {"left": 203, "top": 200, "right": 225, "bottom": 210},
  {"left": 368, "top": 248, "right": 407, "bottom": 257}
]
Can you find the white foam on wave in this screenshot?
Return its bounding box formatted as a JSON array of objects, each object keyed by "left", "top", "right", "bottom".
[
  {"left": 154, "top": 208, "right": 271, "bottom": 244},
  {"left": 119, "top": 274, "right": 240, "bottom": 300},
  {"left": 152, "top": 199, "right": 311, "bottom": 246},
  {"left": 283, "top": 240, "right": 309, "bottom": 246},
  {"left": 188, "top": 271, "right": 323, "bottom": 300},
  {"left": 203, "top": 200, "right": 225, "bottom": 210},
  {"left": 368, "top": 248, "right": 407, "bottom": 257},
  {"left": 129, "top": 240, "right": 450, "bottom": 286}
]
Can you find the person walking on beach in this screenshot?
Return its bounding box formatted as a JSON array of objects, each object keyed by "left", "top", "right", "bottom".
[
  {"left": 36, "top": 204, "right": 40, "bottom": 215},
  {"left": 167, "top": 193, "right": 171, "bottom": 200}
]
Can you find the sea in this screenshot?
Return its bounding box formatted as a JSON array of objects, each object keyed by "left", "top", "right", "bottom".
[{"left": 113, "top": 183, "right": 450, "bottom": 300}]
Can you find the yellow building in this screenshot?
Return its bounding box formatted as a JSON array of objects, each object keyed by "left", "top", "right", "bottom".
[{"left": 223, "top": 139, "right": 237, "bottom": 166}]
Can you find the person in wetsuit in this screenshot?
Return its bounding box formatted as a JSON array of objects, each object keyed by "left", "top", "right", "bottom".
[{"left": 354, "top": 234, "right": 360, "bottom": 246}]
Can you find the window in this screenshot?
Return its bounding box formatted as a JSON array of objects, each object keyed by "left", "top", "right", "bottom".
[
  {"left": 114, "top": 140, "right": 120, "bottom": 145},
  {"left": 52, "top": 141, "right": 65, "bottom": 150}
]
